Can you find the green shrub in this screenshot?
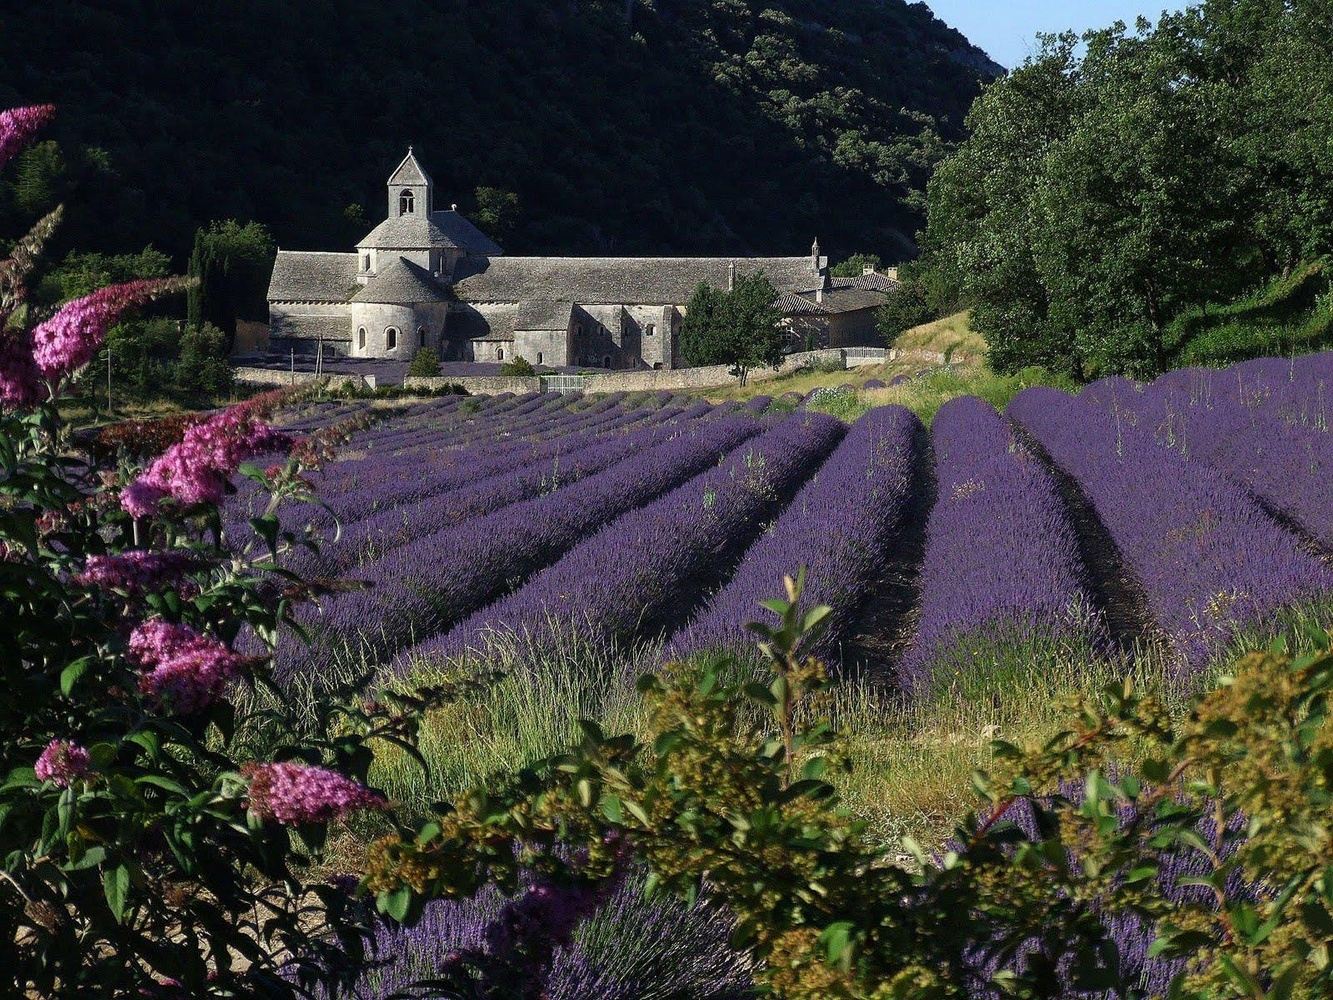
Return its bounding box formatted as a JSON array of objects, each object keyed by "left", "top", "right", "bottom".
[
  {"left": 501, "top": 354, "right": 537, "bottom": 376},
  {"left": 408, "top": 345, "right": 441, "bottom": 377},
  {"left": 172, "top": 322, "right": 233, "bottom": 395}
]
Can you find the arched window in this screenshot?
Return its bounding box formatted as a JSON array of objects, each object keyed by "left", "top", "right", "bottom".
[
  {"left": 385, "top": 327, "right": 398, "bottom": 350},
  {"left": 357, "top": 327, "right": 366, "bottom": 350},
  {"left": 497, "top": 347, "right": 505, "bottom": 361},
  {"left": 418, "top": 327, "right": 427, "bottom": 347},
  {"left": 399, "top": 189, "right": 414, "bottom": 215},
  {"left": 602, "top": 355, "right": 611, "bottom": 369},
  {"left": 536, "top": 352, "right": 543, "bottom": 364}
]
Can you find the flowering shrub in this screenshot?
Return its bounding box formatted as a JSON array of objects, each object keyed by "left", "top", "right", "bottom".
[{"left": 0, "top": 105, "right": 503, "bottom": 996}]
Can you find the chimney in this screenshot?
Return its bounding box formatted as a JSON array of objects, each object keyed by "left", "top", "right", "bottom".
[
  {"left": 810, "top": 237, "right": 821, "bottom": 274},
  {"left": 727, "top": 261, "right": 737, "bottom": 291},
  {"left": 815, "top": 285, "right": 824, "bottom": 304},
  {"left": 863, "top": 264, "right": 876, "bottom": 276}
]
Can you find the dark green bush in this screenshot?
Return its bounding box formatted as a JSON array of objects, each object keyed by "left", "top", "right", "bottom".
[
  {"left": 408, "top": 345, "right": 442, "bottom": 378},
  {"left": 500, "top": 354, "right": 537, "bottom": 376}
]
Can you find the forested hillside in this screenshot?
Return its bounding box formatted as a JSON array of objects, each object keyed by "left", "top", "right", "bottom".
[
  {"left": 0, "top": 0, "right": 998, "bottom": 263},
  {"left": 912, "top": 0, "right": 1333, "bottom": 378}
]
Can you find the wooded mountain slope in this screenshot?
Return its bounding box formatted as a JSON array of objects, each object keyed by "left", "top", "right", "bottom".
[{"left": 0, "top": 0, "right": 998, "bottom": 262}]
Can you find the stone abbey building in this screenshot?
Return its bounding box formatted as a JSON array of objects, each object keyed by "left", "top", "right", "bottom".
[{"left": 266, "top": 151, "right": 895, "bottom": 370}]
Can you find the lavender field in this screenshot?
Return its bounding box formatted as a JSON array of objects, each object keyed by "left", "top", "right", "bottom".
[
  {"left": 233, "top": 352, "right": 1333, "bottom": 699},
  {"left": 217, "top": 357, "right": 1333, "bottom": 998}
]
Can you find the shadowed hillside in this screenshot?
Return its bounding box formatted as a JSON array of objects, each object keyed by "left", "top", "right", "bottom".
[{"left": 0, "top": 0, "right": 999, "bottom": 263}]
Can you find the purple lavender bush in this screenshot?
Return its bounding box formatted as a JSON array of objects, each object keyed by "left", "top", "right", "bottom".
[
  {"left": 902, "top": 396, "right": 1108, "bottom": 696},
  {"left": 317, "top": 871, "right": 753, "bottom": 1000},
  {"left": 668, "top": 405, "right": 922, "bottom": 665}
]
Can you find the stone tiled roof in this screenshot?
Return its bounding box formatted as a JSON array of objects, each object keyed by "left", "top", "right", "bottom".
[
  {"left": 387, "top": 149, "right": 431, "bottom": 187},
  {"left": 271, "top": 313, "right": 353, "bottom": 342},
  {"left": 811, "top": 287, "right": 891, "bottom": 314},
  {"left": 833, "top": 271, "right": 900, "bottom": 293},
  {"left": 776, "top": 292, "right": 828, "bottom": 315},
  {"left": 453, "top": 256, "right": 822, "bottom": 304},
  {"left": 358, "top": 211, "right": 503, "bottom": 254},
  {"left": 350, "top": 257, "right": 450, "bottom": 304},
  {"left": 515, "top": 300, "right": 575, "bottom": 331},
  {"left": 267, "top": 251, "right": 360, "bottom": 303}
]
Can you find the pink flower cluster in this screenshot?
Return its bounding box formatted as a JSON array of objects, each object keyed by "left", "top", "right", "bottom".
[
  {"left": 0, "top": 104, "right": 55, "bottom": 168},
  {"left": 242, "top": 762, "right": 387, "bottom": 825},
  {"left": 31, "top": 279, "right": 184, "bottom": 380},
  {"left": 121, "top": 407, "right": 291, "bottom": 518},
  {"left": 0, "top": 334, "right": 42, "bottom": 407},
  {"left": 75, "top": 550, "right": 199, "bottom": 595},
  {"left": 128, "top": 619, "right": 247, "bottom": 714},
  {"left": 1, "top": 278, "right": 185, "bottom": 408},
  {"left": 35, "top": 739, "right": 92, "bottom": 788}
]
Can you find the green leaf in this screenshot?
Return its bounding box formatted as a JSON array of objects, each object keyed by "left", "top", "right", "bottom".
[
  {"left": 819, "top": 920, "right": 856, "bottom": 968},
  {"left": 380, "top": 886, "right": 413, "bottom": 922},
  {"left": 60, "top": 656, "right": 94, "bottom": 697},
  {"left": 104, "top": 863, "right": 131, "bottom": 923}
]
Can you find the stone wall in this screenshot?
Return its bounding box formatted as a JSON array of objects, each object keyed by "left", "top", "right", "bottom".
[
  {"left": 233, "top": 366, "right": 377, "bottom": 390},
  {"left": 404, "top": 375, "right": 542, "bottom": 395},
  {"left": 581, "top": 348, "right": 848, "bottom": 393}
]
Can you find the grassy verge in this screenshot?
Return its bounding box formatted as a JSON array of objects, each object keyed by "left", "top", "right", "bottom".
[
  {"left": 804, "top": 364, "right": 1077, "bottom": 425},
  {"left": 893, "top": 310, "right": 987, "bottom": 361}
]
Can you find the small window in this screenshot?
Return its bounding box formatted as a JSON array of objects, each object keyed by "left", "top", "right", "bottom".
[
  {"left": 386, "top": 327, "right": 398, "bottom": 350},
  {"left": 497, "top": 347, "right": 504, "bottom": 361},
  {"left": 399, "top": 189, "right": 414, "bottom": 215},
  {"left": 358, "top": 327, "right": 366, "bottom": 350},
  {"left": 602, "top": 355, "right": 611, "bottom": 368},
  {"left": 418, "top": 327, "right": 426, "bottom": 347},
  {"left": 645, "top": 323, "right": 655, "bottom": 337},
  {"left": 536, "top": 352, "right": 543, "bottom": 364},
  {"left": 361, "top": 253, "right": 371, "bottom": 272}
]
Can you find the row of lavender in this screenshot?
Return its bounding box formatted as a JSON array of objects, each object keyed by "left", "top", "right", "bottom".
[
  {"left": 1006, "top": 352, "right": 1333, "bottom": 672},
  {"left": 406, "top": 411, "right": 848, "bottom": 670},
  {"left": 264, "top": 350, "right": 1332, "bottom": 691}
]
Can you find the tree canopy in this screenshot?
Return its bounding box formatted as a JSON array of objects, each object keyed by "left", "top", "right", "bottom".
[
  {"left": 186, "top": 220, "right": 277, "bottom": 345},
  {"left": 0, "top": 0, "right": 997, "bottom": 265},
  {"left": 680, "top": 271, "right": 784, "bottom": 382},
  {"left": 918, "top": 0, "right": 1333, "bottom": 378}
]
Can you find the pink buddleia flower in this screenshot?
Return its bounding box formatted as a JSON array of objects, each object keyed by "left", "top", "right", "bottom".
[
  {"left": 243, "top": 762, "right": 387, "bottom": 825},
  {"left": 75, "top": 550, "right": 200, "bottom": 595},
  {"left": 128, "top": 619, "right": 247, "bottom": 714},
  {"left": 30, "top": 278, "right": 185, "bottom": 380},
  {"left": 0, "top": 333, "right": 41, "bottom": 408},
  {"left": 0, "top": 105, "right": 55, "bottom": 168},
  {"left": 34, "top": 739, "right": 93, "bottom": 788},
  {"left": 121, "top": 406, "right": 291, "bottom": 517},
  {"left": 120, "top": 480, "right": 170, "bottom": 519}
]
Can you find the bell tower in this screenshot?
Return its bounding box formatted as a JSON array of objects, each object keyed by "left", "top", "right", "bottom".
[{"left": 387, "top": 147, "right": 433, "bottom": 220}]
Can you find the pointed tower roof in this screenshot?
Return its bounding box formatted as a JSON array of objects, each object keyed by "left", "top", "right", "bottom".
[{"left": 388, "top": 147, "right": 432, "bottom": 186}]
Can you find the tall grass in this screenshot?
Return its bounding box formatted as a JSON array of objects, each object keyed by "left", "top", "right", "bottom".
[{"left": 257, "top": 597, "right": 1333, "bottom": 855}]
